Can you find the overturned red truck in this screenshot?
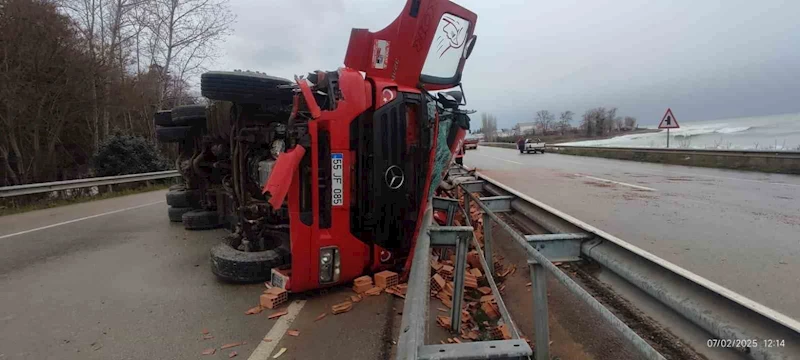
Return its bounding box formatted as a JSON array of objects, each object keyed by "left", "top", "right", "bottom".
[{"left": 154, "top": 0, "right": 477, "bottom": 292}]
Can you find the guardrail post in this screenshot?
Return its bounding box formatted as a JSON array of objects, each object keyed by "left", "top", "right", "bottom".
[
  {"left": 529, "top": 259, "right": 550, "bottom": 360},
  {"left": 483, "top": 213, "right": 493, "bottom": 270},
  {"left": 451, "top": 233, "right": 468, "bottom": 331}
]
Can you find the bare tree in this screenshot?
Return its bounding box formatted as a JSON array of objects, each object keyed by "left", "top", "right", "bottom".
[
  {"left": 557, "top": 110, "right": 573, "bottom": 135},
  {"left": 581, "top": 110, "right": 594, "bottom": 137},
  {"left": 534, "top": 110, "right": 555, "bottom": 134},
  {"left": 144, "top": 0, "right": 235, "bottom": 108},
  {"left": 623, "top": 116, "right": 637, "bottom": 130},
  {"left": 480, "top": 113, "right": 498, "bottom": 140}
]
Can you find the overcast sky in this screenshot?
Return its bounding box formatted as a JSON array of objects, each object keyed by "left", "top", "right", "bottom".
[{"left": 215, "top": 0, "right": 800, "bottom": 129}]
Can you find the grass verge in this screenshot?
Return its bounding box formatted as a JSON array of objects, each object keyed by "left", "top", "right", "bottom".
[{"left": 0, "top": 182, "right": 174, "bottom": 217}]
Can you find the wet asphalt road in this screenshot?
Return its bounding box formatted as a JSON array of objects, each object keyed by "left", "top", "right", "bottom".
[
  {"left": 0, "top": 190, "right": 393, "bottom": 360},
  {"left": 465, "top": 146, "right": 800, "bottom": 319}
]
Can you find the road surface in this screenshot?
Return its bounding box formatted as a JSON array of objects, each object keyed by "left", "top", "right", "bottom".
[
  {"left": 465, "top": 145, "right": 800, "bottom": 319},
  {"left": 0, "top": 191, "right": 396, "bottom": 360}
]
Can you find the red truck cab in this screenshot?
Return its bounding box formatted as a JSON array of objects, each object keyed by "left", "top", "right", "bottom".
[{"left": 270, "top": 0, "right": 478, "bottom": 292}]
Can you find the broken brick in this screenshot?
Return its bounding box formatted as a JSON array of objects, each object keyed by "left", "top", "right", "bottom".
[
  {"left": 431, "top": 259, "right": 444, "bottom": 272},
  {"left": 480, "top": 295, "right": 494, "bottom": 303},
  {"left": 436, "top": 315, "right": 451, "bottom": 329},
  {"left": 202, "top": 348, "right": 216, "bottom": 355},
  {"left": 481, "top": 301, "right": 499, "bottom": 320},
  {"left": 353, "top": 282, "right": 373, "bottom": 294},
  {"left": 354, "top": 275, "right": 373, "bottom": 286},
  {"left": 477, "top": 287, "right": 492, "bottom": 295},
  {"left": 268, "top": 310, "right": 289, "bottom": 320},
  {"left": 287, "top": 330, "right": 300, "bottom": 337},
  {"left": 374, "top": 270, "right": 399, "bottom": 289},
  {"left": 431, "top": 274, "right": 446, "bottom": 293},
  {"left": 260, "top": 288, "right": 288, "bottom": 309},
  {"left": 228, "top": 350, "right": 238, "bottom": 358},
  {"left": 202, "top": 329, "right": 210, "bottom": 335},
  {"left": 364, "top": 286, "right": 383, "bottom": 296},
  {"left": 350, "top": 295, "right": 362, "bottom": 303},
  {"left": 467, "top": 251, "right": 482, "bottom": 269},
  {"left": 314, "top": 313, "right": 327, "bottom": 321},
  {"left": 469, "top": 268, "right": 483, "bottom": 279},
  {"left": 332, "top": 301, "right": 353, "bottom": 314},
  {"left": 438, "top": 265, "right": 454, "bottom": 280},
  {"left": 498, "top": 324, "right": 512, "bottom": 340},
  {"left": 245, "top": 305, "right": 265, "bottom": 315},
  {"left": 221, "top": 342, "right": 243, "bottom": 350}
]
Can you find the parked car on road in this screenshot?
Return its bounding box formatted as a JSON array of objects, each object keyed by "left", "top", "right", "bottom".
[{"left": 521, "top": 138, "right": 546, "bottom": 154}]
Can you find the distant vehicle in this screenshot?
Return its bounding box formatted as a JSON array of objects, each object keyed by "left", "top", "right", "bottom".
[
  {"left": 463, "top": 136, "right": 479, "bottom": 150},
  {"left": 521, "top": 138, "right": 546, "bottom": 154}
]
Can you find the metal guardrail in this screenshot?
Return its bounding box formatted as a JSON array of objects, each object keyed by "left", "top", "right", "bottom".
[
  {"left": 0, "top": 170, "right": 181, "bottom": 198},
  {"left": 480, "top": 142, "right": 800, "bottom": 159},
  {"left": 397, "top": 165, "right": 800, "bottom": 360}
]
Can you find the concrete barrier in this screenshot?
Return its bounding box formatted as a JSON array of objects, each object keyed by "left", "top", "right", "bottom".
[{"left": 480, "top": 142, "right": 800, "bottom": 174}]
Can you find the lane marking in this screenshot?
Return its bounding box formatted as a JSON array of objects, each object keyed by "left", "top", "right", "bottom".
[
  {"left": 474, "top": 153, "right": 523, "bottom": 165},
  {"left": 248, "top": 300, "right": 306, "bottom": 360},
  {"left": 0, "top": 201, "right": 164, "bottom": 240},
  {"left": 577, "top": 174, "right": 658, "bottom": 192}
]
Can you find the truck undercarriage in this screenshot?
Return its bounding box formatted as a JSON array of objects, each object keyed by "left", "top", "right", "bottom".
[{"left": 155, "top": 0, "right": 478, "bottom": 293}]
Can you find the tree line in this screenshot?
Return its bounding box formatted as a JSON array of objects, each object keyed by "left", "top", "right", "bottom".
[
  {"left": 474, "top": 107, "right": 637, "bottom": 141},
  {"left": 0, "top": 0, "right": 234, "bottom": 186}
]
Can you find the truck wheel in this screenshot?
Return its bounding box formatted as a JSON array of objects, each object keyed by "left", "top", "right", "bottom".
[
  {"left": 169, "top": 184, "right": 185, "bottom": 191},
  {"left": 182, "top": 210, "right": 221, "bottom": 230},
  {"left": 210, "top": 232, "right": 291, "bottom": 283},
  {"left": 201, "top": 71, "right": 294, "bottom": 105},
  {"left": 172, "top": 105, "right": 206, "bottom": 126},
  {"left": 156, "top": 126, "right": 193, "bottom": 143},
  {"left": 154, "top": 110, "right": 172, "bottom": 127},
  {"left": 166, "top": 189, "right": 199, "bottom": 208},
  {"left": 168, "top": 206, "right": 192, "bottom": 222},
  {"left": 455, "top": 157, "right": 463, "bottom": 165}
]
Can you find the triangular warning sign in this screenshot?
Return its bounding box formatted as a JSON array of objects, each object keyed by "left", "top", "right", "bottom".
[{"left": 658, "top": 108, "right": 680, "bottom": 129}]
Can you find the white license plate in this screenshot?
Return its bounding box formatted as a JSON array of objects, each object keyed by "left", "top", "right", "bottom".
[{"left": 331, "top": 153, "right": 344, "bottom": 206}]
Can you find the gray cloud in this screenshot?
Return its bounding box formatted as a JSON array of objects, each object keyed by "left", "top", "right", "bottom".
[{"left": 215, "top": 0, "right": 800, "bottom": 129}]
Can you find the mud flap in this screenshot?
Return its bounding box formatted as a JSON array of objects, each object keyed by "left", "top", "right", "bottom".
[{"left": 262, "top": 145, "right": 306, "bottom": 210}]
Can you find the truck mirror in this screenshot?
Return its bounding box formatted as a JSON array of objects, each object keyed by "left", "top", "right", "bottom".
[{"left": 465, "top": 35, "right": 477, "bottom": 59}]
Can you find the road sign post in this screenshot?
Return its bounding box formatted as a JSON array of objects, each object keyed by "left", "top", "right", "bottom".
[{"left": 658, "top": 108, "right": 680, "bottom": 148}]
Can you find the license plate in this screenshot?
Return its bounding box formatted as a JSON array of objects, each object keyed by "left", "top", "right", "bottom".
[{"left": 331, "top": 153, "right": 344, "bottom": 206}]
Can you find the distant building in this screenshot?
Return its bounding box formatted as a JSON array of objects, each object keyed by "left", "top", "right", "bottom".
[{"left": 514, "top": 122, "right": 536, "bottom": 136}]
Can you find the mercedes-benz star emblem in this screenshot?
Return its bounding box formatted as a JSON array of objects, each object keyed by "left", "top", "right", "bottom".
[{"left": 384, "top": 165, "right": 405, "bottom": 190}]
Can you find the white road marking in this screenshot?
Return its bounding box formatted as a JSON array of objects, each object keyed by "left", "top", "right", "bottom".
[
  {"left": 474, "top": 153, "right": 523, "bottom": 165},
  {"left": 0, "top": 200, "right": 165, "bottom": 240},
  {"left": 577, "top": 174, "right": 658, "bottom": 192},
  {"left": 248, "top": 300, "right": 307, "bottom": 360}
]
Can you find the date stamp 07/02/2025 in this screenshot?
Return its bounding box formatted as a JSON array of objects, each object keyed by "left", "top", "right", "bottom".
[{"left": 707, "top": 338, "right": 786, "bottom": 348}]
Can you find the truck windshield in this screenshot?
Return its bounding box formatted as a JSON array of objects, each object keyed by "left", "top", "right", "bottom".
[{"left": 420, "top": 13, "right": 472, "bottom": 84}]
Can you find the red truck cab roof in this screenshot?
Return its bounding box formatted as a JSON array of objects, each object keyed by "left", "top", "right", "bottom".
[{"left": 343, "top": 0, "right": 478, "bottom": 91}]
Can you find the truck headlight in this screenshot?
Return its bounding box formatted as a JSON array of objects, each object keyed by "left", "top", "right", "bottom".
[{"left": 319, "top": 246, "right": 340, "bottom": 284}]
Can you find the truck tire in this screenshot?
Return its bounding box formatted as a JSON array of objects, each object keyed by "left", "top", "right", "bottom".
[
  {"left": 166, "top": 189, "right": 199, "bottom": 208},
  {"left": 210, "top": 232, "right": 291, "bottom": 283},
  {"left": 201, "top": 71, "right": 294, "bottom": 105},
  {"left": 182, "top": 210, "right": 221, "bottom": 230},
  {"left": 171, "top": 105, "right": 207, "bottom": 126},
  {"left": 169, "top": 184, "right": 185, "bottom": 191},
  {"left": 156, "top": 126, "right": 193, "bottom": 143},
  {"left": 154, "top": 110, "right": 172, "bottom": 127},
  {"left": 168, "top": 206, "right": 192, "bottom": 222}
]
